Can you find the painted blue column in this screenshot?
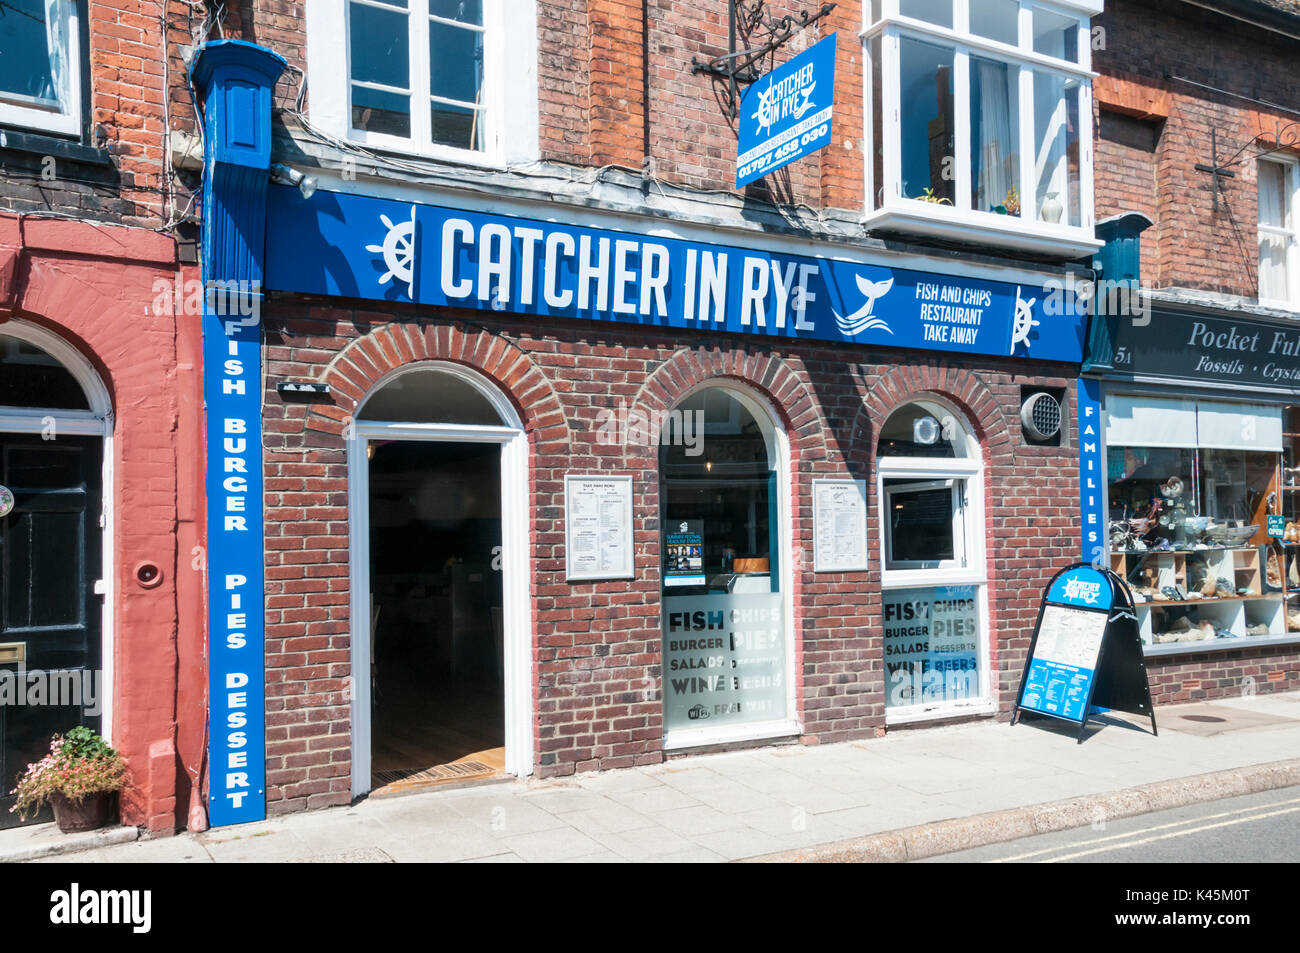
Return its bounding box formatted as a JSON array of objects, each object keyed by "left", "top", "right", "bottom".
[{"left": 191, "top": 40, "right": 285, "bottom": 827}]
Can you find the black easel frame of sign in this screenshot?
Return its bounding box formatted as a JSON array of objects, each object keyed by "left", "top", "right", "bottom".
[{"left": 1011, "top": 563, "right": 1158, "bottom": 743}]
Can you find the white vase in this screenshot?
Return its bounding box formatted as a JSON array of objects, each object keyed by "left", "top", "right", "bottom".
[{"left": 1040, "top": 192, "right": 1063, "bottom": 224}]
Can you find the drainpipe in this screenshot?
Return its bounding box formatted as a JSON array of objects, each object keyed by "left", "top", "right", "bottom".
[{"left": 189, "top": 40, "right": 285, "bottom": 829}]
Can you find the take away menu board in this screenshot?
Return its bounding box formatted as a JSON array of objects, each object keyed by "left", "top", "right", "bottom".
[
  {"left": 1019, "top": 604, "right": 1107, "bottom": 722},
  {"left": 565, "top": 475, "right": 634, "bottom": 580}
]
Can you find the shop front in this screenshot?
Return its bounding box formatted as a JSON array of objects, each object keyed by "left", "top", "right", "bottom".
[
  {"left": 0, "top": 213, "right": 205, "bottom": 833},
  {"left": 192, "top": 42, "right": 1093, "bottom": 824},
  {"left": 1084, "top": 300, "right": 1300, "bottom": 701}
]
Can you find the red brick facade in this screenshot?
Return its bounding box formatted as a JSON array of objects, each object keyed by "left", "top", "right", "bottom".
[
  {"left": 1, "top": 2, "right": 206, "bottom": 833},
  {"left": 256, "top": 299, "right": 1080, "bottom": 808},
  {"left": 1091, "top": 0, "right": 1300, "bottom": 706},
  {"left": 1093, "top": 0, "right": 1300, "bottom": 299}
]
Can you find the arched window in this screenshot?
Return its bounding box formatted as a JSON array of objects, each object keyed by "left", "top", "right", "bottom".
[
  {"left": 0, "top": 332, "right": 97, "bottom": 413},
  {"left": 658, "top": 385, "right": 794, "bottom": 746},
  {"left": 877, "top": 398, "right": 989, "bottom": 721}
]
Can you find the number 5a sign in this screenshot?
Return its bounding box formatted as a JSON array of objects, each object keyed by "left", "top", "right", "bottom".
[{"left": 736, "top": 33, "right": 837, "bottom": 188}]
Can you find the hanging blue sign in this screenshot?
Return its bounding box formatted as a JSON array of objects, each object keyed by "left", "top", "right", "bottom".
[
  {"left": 736, "top": 33, "right": 837, "bottom": 188},
  {"left": 265, "top": 187, "right": 1087, "bottom": 362}
]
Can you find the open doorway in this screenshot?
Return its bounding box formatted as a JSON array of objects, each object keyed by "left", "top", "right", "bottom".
[
  {"left": 348, "top": 361, "right": 531, "bottom": 797},
  {"left": 367, "top": 439, "right": 504, "bottom": 789}
]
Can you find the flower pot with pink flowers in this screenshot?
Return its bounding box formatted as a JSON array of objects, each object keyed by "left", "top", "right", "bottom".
[{"left": 9, "top": 726, "right": 127, "bottom": 832}]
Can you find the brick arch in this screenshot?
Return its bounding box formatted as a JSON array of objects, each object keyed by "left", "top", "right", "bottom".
[
  {"left": 306, "top": 320, "right": 571, "bottom": 449},
  {"left": 627, "top": 343, "right": 825, "bottom": 460},
  {"left": 855, "top": 363, "right": 1013, "bottom": 468}
]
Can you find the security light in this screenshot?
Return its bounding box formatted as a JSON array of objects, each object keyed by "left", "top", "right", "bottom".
[{"left": 270, "top": 163, "right": 318, "bottom": 200}]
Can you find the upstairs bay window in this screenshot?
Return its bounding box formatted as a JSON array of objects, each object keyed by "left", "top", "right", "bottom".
[
  {"left": 864, "top": 0, "right": 1100, "bottom": 256},
  {"left": 306, "top": 0, "right": 539, "bottom": 166}
]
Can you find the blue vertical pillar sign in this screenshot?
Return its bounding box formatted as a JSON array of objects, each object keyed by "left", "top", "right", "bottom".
[
  {"left": 191, "top": 41, "right": 286, "bottom": 826},
  {"left": 1078, "top": 378, "right": 1106, "bottom": 566}
]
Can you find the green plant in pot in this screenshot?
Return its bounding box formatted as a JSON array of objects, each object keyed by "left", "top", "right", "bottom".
[{"left": 9, "top": 727, "right": 127, "bottom": 832}]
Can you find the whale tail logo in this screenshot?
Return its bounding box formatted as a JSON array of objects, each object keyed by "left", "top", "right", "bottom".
[
  {"left": 834, "top": 274, "right": 895, "bottom": 336},
  {"left": 791, "top": 81, "right": 817, "bottom": 120}
]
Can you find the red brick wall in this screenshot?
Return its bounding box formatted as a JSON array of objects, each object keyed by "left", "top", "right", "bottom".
[
  {"left": 1094, "top": 110, "right": 1161, "bottom": 283},
  {"left": 0, "top": 1, "right": 195, "bottom": 226},
  {"left": 1093, "top": 0, "right": 1300, "bottom": 299},
  {"left": 258, "top": 298, "right": 1084, "bottom": 805},
  {"left": 203, "top": 0, "right": 865, "bottom": 212}
]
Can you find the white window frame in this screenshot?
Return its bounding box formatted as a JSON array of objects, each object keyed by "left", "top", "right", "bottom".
[
  {"left": 1258, "top": 155, "right": 1300, "bottom": 311},
  {"left": 877, "top": 405, "right": 992, "bottom": 723},
  {"left": 0, "top": 0, "right": 83, "bottom": 137},
  {"left": 882, "top": 477, "right": 969, "bottom": 571},
  {"left": 305, "top": 0, "right": 539, "bottom": 168},
  {"left": 862, "top": 0, "right": 1100, "bottom": 257}
]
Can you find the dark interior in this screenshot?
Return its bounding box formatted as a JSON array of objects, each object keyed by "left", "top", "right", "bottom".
[{"left": 367, "top": 440, "right": 503, "bottom": 783}]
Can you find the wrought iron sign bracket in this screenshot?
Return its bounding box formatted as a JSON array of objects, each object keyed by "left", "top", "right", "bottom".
[
  {"left": 691, "top": 1, "right": 836, "bottom": 120},
  {"left": 1194, "top": 119, "right": 1300, "bottom": 213}
]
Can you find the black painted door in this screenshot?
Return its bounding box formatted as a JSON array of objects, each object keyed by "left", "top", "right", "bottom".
[{"left": 0, "top": 434, "right": 103, "bottom": 829}]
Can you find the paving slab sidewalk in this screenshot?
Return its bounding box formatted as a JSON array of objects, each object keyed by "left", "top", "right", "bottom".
[{"left": 7, "top": 690, "right": 1300, "bottom": 864}]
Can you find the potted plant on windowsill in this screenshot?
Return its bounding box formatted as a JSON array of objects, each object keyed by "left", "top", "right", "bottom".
[{"left": 9, "top": 727, "right": 127, "bottom": 833}]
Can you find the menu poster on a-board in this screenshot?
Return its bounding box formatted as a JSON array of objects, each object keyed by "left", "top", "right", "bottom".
[
  {"left": 812, "top": 479, "right": 868, "bottom": 572},
  {"left": 1019, "top": 603, "right": 1106, "bottom": 722},
  {"left": 565, "top": 475, "right": 634, "bottom": 580}
]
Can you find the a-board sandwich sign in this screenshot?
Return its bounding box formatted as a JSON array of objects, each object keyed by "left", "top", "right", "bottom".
[
  {"left": 736, "top": 33, "right": 837, "bottom": 188},
  {"left": 1013, "top": 564, "right": 1157, "bottom": 741}
]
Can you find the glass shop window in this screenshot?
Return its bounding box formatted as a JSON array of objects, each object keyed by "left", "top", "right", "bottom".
[
  {"left": 878, "top": 400, "right": 987, "bottom": 715},
  {"left": 1105, "top": 395, "right": 1300, "bottom": 647},
  {"left": 1105, "top": 396, "right": 1283, "bottom": 540},
  {"left": 659, "top": 388, "right": 788, "bottom": 739}
]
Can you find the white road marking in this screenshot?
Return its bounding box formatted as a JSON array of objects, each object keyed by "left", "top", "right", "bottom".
[{"left": 988, "top": 796, "right": 1300, "bottom": 863}]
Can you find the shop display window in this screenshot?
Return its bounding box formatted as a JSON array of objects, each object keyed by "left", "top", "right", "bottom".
[
  {"left": 1105, "top": 394, "right": 1300, "bottom": 650},
  {"left": 877, "top": 400, "right": 988, "bottom": 717},
  {"left": 659, "top": 388, "right": 789, "bottom": 739}
]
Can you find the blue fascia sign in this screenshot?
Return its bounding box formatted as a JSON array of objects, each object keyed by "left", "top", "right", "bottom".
[
  {"left": 736, "top": 33, "right": 837, "bottom": 188},
  {"left": 265, "top": 187, "right": 1088, "bottom": 362}
]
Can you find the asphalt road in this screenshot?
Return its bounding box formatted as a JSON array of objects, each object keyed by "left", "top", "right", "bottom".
[{"left": 920, "top": 786, "right": 1300, "bottom": 863}]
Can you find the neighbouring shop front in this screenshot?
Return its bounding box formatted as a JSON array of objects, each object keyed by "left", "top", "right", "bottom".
[
  {"left": 193, "top": 41, "right": 1093, "bottom": 826},
  {"left": 0, "top": 213, "right": 205, "bottom": 834},
  {"left": 1084, "top": 300, "right": 1300, "bottom": 700}
]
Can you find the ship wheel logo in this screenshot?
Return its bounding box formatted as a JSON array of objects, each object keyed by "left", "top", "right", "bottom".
[
  {"left": 1010, "top": 285, "right": 1039, "bottom": 354},
  {"left": 365, "top": 205, "right": 417, "bottom": 299}
]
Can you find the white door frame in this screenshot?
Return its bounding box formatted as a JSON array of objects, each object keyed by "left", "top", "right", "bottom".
[
  {"left": 346, "top": 363, "right": 532, "bottom": 798},
  {"left": 0, "top": 319, "right": 114, "bottom": 742}
]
